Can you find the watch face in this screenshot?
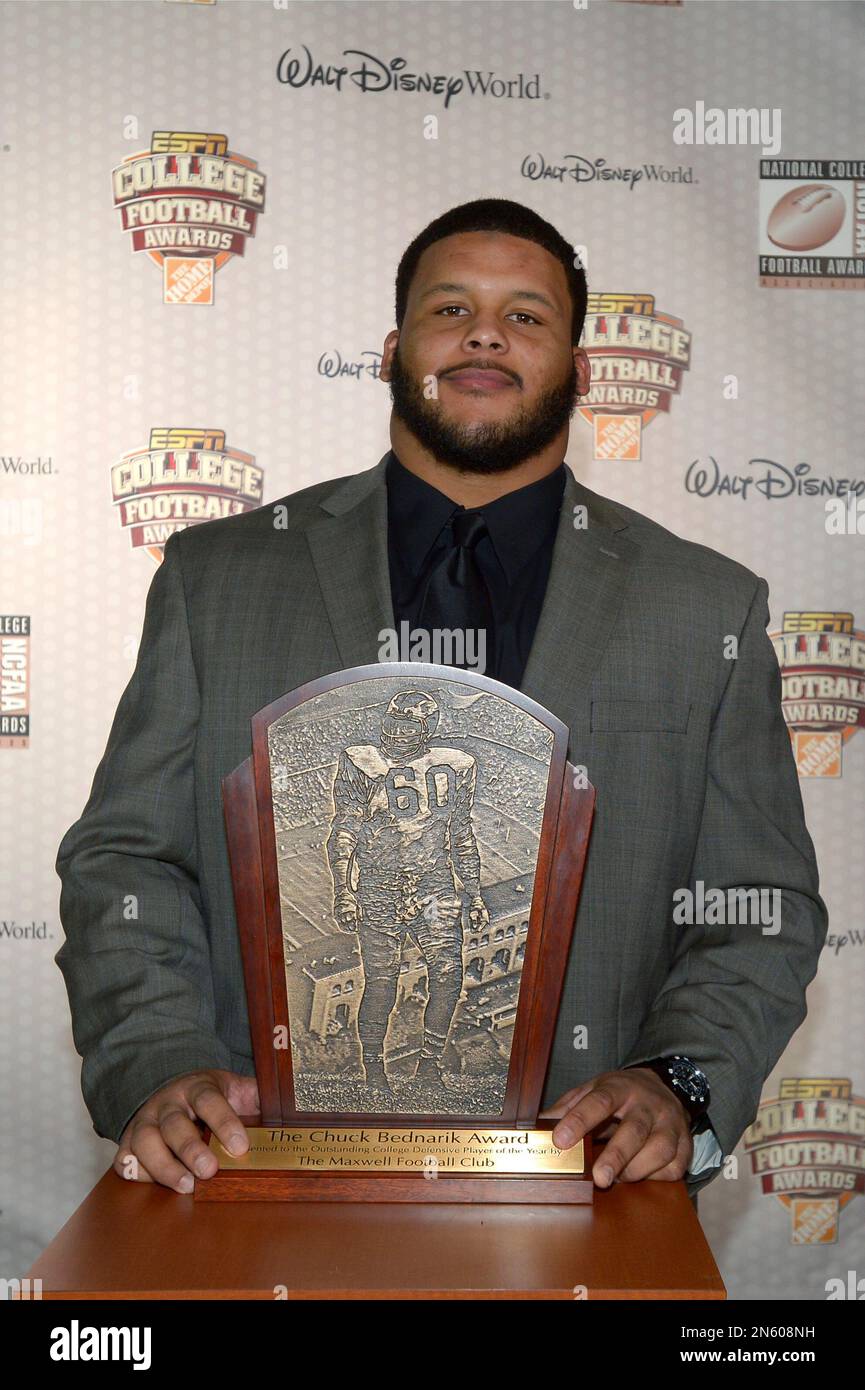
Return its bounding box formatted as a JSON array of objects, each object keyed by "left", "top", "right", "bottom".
[{"left": 668, "top": 1057, "right": 709, "bottom": 1106}]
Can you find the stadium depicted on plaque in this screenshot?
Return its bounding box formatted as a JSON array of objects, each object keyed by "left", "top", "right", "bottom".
[{"left": 265, "top": 673, "right": 556, "bottom": 1117}]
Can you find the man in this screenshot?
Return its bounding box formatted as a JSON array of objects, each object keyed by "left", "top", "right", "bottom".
[
  {"left": 55, "top": 197, "right": 828, "bottom": 1203},
  {"left": 326, "top": 689, "right": 488, "bottom": 1102}
]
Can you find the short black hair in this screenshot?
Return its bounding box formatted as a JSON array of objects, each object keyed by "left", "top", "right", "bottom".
[{"left": 394, "top": 197, "right": 588, "bottom": 346}]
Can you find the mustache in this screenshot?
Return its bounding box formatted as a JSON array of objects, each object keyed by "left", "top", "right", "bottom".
[{"left": 438, "top": 362, "right": 522, "bottom": 387}]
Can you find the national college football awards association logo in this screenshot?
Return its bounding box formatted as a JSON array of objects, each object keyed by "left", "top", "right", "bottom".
[
  {"left": 770, "top": 610, "right": 865, "bottom": 777},
  {"left": 743, "top": 1078, "right": 865, "bottom": 1244},
  {"left": 111, "top": 428, "right": 264, "bottom": 564},
  {"left": 111, "top": 130, "right": 267, "bottom": 304},
  {"left": 578, "top": 293, "right": 692, "bottom": 460},
  {"left": 759, "top": 158, "right": 865, "bottom": 290}
]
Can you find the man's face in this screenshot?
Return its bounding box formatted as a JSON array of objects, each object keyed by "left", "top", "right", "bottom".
[{"left": 381, "top": 231, "right": 589, "bottom": 475}]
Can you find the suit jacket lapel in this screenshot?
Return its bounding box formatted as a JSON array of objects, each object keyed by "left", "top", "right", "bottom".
[
  {"left": 303, "top": 451, "right": 640, "bottom": 746},
  {"left": 304, "top": 452, "right": 395, "bottom": 669},
  {"left": 519, "top": 467, "right": 640, "bottom": 738}
]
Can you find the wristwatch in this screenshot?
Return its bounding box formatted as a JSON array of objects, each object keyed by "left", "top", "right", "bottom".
[{"left": 625, "top": 1054, "right": 711, "bottom": 1131}]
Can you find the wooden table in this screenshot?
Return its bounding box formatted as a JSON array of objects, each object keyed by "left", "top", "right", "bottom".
[{"left": 26, "top": 1168, "right": 725, "bottom": 1300}]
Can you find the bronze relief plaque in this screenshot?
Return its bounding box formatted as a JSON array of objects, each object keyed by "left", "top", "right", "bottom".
[{"left": 265, "top": 672, "right": 557, "bottom": 1118}]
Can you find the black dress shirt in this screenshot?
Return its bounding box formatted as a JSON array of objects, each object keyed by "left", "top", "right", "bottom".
[{"left": 385, "top": 450, "right": 566, "bottom": 690}]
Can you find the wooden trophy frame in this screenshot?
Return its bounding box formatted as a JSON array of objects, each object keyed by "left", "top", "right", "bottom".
[{"left": 195, "top": 662, "right": 595, "bottom": 1203}]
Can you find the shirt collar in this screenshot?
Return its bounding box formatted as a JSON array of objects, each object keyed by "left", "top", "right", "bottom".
[{"left": 385, "top": 449, "right": 565, "bottom": 584}]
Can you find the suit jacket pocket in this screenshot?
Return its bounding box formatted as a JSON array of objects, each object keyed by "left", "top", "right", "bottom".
[{"left": 590, "top": 697, "right": 692, "bottom": 733}]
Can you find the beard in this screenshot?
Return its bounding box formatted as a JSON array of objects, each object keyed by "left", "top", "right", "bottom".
[{"left": 387, "top": 345, "right": 581, "bottom": 476}]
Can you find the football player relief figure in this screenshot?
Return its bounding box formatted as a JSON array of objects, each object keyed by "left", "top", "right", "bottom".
[
  {"left": 325, "top": 690, "right": 490, "bottom": 1107},
  {"left": 268, "top": 673, "right": 555, "bottom": 1117}
]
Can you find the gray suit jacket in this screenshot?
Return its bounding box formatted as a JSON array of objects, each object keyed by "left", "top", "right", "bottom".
[{"left": 55, "top": 452, "right": 828, "bottom": 1193}]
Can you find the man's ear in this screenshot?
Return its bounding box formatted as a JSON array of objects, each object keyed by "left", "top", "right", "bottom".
[
  {"left": 573, "top": 346, "right": 592, "bottom": 396},
  {"left": 380, "top": 329, "right": 399, "bottom": 381}
]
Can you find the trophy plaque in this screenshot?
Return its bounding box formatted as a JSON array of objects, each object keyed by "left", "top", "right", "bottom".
[{"left": 194, "top": 662, "right": 595, "bottom": 1203}]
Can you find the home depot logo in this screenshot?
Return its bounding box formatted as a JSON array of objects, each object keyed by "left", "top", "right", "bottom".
[
  {"left": 111, "top": 131, "right": 267, "bottom": 304},
  {"left": 743, "top": 1078, "right": 865, "bottom": 1244},
  {"left": 770, "top": 611, "right": 865, "bottom": 776},
  {"left": 578, "top": 293, "right": 692, "bottom": 460},
  {"left": 111, "top": 428, "right": 264, "bottom": 564}
]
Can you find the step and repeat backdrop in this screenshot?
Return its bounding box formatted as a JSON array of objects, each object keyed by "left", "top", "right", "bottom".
[{"left": 1, "top": 0, "right": 863, "bottom": 1301}]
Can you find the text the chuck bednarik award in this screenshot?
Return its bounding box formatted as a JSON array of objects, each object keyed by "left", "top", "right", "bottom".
[{"left": 194, "top": 662, "right": 595, "bottom": 1203}]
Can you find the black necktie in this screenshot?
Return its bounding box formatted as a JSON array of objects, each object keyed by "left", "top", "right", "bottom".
[{"left": 416, "top": 510, "right": 496, "bottom": 670}]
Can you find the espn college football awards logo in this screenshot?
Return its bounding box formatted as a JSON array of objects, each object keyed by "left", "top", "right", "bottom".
[
  {"left": 0, "top": 615, "right": 30, "bottom": 749},
  {"left": 743, "top": 1078, "right": 865, "bottom": 1244},
  {"left": 111, "top": 428, "right": 264, "bottom": 564},
  {"left": 579, "top": 293, "right": 692, "bottom": 461},
  {"left": 111, "top": 130, "right": 267, "bottom": 304},
  {"left": 770, "top": 610, "right": 865, "bottom": 777}
]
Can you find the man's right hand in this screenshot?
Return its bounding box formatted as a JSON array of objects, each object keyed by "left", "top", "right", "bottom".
[{"left": 113, "top": 1068, "right": 259, "bottom": 1193}]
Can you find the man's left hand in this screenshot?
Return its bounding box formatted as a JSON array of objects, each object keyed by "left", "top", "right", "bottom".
[{"left": 538, "top": 1067, "right": 694, "bottom": 1187}]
